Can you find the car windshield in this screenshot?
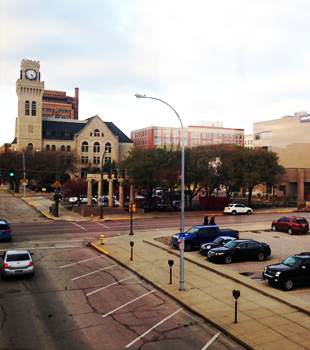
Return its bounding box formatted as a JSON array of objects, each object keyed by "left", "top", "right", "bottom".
[
  {"left": 186, "top": 227, "right": 200, "bottom": 235},
  {"left": 7, "top": 253, "right": 30, "bottom": 262},
  {"left": 293, "top": 219, "right": 308, "bottom": 224},
  {"left": 283, "top": 256, "right": 302, "bottom": 268},
  {"left": 224, "top": 241, "right": 239, "bottom": 249},
  {"left": 213, "top": 237, "right": 223, "bottom": 244}
]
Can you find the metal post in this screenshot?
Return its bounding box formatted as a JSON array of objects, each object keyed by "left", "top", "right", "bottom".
[
  {"left": 129, "top": 204, "right": 134, "bottom": 235},
  {"left": 135, "top": 94, "right": 185, "bottom": 290}
]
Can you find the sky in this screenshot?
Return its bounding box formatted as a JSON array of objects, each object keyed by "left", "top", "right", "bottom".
[{"left": 1, "top": 0, "right": 310, "bottom": 144}]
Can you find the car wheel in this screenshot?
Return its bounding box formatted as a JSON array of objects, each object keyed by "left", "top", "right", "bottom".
[
  {"left": 288, "top": 227, "right": 293, "bottom": 235},
  {"left": 224, "top": 255, "right": 232, "bottom": 264},
  {"left": 257, "top": 252, "right": 265, "bottom": 261},
  {"left": 283, "top": 278, "right": 294, "bottom": 291},
  {"left": 232, "top": 211, "right": 237, "bottom": 215},
  {"left": 184, "top": 242, "right": 192, "bottom": 252},
  {"left": 272, "top": 224, "right": 277, "bottom": 231},
  {"left": 247, "top": 210, "right": 252, "bottom": 215}
]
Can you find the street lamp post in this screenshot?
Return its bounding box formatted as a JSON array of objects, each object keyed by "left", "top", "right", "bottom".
[
  {"left": 10, "top": 147, "right": 26, "bottom": 197},
  {"left": 135, "top": 93, "right": 185, "bottom": 291}
]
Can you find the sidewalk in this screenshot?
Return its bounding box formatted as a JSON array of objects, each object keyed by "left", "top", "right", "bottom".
[{"left": 91, "top": 230, "right": 310, "bottom": 350}]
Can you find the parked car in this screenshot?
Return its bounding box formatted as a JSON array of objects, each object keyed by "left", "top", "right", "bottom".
[
  {"left": 271, "top": 216, "right": 309, "bottom": 235},
  {"left": 30, "top": 183, "right": 42, "bottom": 191},
  {"left": 0, "top": 220, "right": 12, "bottom": 241},
  {"left": 199, "top": 236, "right": 236, "bottom": 256},
  {"left": 171, "top": 225, "right": 239, "bottom": 252},
  {"left": 207, "top": 239, "right": 271, "bottom": 264},
  {"left": 262, "top": 252, "right": 310, "bottom": 290},
  {"left": 224, "top": 203, "right": 252, "bottom": 215},
  {"left": 69, "top": 195, "right": 97, "bottom": 204},
  {"left": 0, "top": 250, "right": 35, "bottom": 279},
  {"left": 157, "top": 200, "right": 181, "bottom": 212}
]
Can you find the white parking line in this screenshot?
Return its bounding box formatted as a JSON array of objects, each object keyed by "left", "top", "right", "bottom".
[
  {"left": 125, "top": 308, "right": 183, "bottom": 348},
  {"left": 71, "top": 264, "right": 117, "bottom": 281},
  {"left": 86, "top": 275, "right": 136, "bottom": 296},
  {"left": 59, "top": 256, "right": 104, "bottom": 269},
  {"left": 201, "top": 332, "right": 220, "bottom": 349},
  {"left": 102, "top": 290, "right": 156, "bottom": 318}
]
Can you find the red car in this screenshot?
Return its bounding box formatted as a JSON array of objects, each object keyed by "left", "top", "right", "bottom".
[{"left": 271, "top": 216, "right": 309, "bottom": 235}]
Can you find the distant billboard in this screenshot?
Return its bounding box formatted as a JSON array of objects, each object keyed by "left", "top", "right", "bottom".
[{"left": 300, "top": 114, "right": 310, "bottom": 123}]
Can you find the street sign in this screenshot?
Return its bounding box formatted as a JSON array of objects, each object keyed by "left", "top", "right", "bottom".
[
  {"left": 53, "top": 181, "right": 61, "bottom": 188},
  {"left": 22, "top": 178, "right": 28, "bottom": 182},
  {"left": 179, "top": 241, "right": 185, "bottom": 250}
]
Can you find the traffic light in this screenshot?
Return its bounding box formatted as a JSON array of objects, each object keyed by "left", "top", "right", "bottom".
[
  {"left": 121, "top": 169, "right": 127, "bottom": 179},
  {"left": 9, "top": 168, "right": 14, "bottom": 177},
  {"left": 112, "top": 169, "right": 117, "bottom": 179}
]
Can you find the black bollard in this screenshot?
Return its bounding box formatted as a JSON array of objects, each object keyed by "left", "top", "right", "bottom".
[
  {"left": 168, "top": 260, "right": 174, "bottom": 284},
  {"left": 232, "top": 290, "right": 240, "bottom": 323},
  {"left": 130, "top": 241, "right": 134, "bottom": 261}
]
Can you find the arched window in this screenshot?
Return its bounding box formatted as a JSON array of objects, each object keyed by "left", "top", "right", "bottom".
[
  {"left": 28, "top": 143, "right": 33, "bottom": 151},
  {"left": 25, "top": 100, "right": 30, "bottom": 115},
  {"left": 82, "top": 142, "right": 88, "bottom": 152},
  {"left": 31, "top": 101, "right": 36, "bottom": 116},
  {"left": 93, "top": 142, "right": 100, "bottom": 153},
  {"left": 94, "top": 129, "right": 100, "bottom": 137},
  {"left": 46, "top": 145, "right": 50, "bottom": 151},
  {"left": 105, "top": 142, "right": 111, "bottom": 153},
  {"left": 61, "top": 145, "right": 65, "bottom": 152},
  {"left": 66, "top": 145, "right": 71, "bottom": 152},
  {"left": 51, "top": 145, "right": 56, "bottom": 152}
]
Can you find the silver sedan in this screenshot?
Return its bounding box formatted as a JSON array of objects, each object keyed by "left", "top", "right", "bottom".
[{"left": 0, "top": 250, "right": 35, "bottom": 279}]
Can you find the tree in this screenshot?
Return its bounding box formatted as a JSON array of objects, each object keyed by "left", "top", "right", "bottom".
[
  {"left": 61, "top": 178, "right": 87, "bottom": 206},
  {"left": 241, "top": 148, "right": 285, "bottom": 206}
]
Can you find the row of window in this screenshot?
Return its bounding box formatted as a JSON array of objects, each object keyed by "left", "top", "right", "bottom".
[
  {"left": 132, "top": 130, "right": 149, "bottom": 138},
  {"left": 81, "top": 156, "right": 112, "bottom": 164},
  {"left": 151, "top": 131, "right": 243, "bottom": 140},
  {"left": 152, "top": 139, "right": 243, "bottom": 146},
  {"left": 25, "top": 143, "right": 71, "bottom": 152},
  {"left": 81, "top": 141, "right": 111, "bottom": 153},
  {"left": 25, "top": 101, "right": 36, "bottom": 116}
]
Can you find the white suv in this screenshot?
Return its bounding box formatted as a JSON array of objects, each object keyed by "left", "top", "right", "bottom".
[{"left": 224, "top": 203, "right": 252, "bottom": 215}]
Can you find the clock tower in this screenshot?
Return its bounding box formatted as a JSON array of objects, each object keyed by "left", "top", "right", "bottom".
[{"left": 15, "top": 59, "right": 44, "bottom": 150}]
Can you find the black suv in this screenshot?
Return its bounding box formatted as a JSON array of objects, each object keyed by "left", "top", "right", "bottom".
[{"left": 263, "top": 252, "right": 310, "bottom": 291}]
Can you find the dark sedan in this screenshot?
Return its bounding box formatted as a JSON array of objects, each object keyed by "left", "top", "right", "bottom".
[
  {"left": 207, "top": 239, "right": 271, "bottom": 264},
  {"left": 199, "top": 236, "right": 236, "bottom": 256}
]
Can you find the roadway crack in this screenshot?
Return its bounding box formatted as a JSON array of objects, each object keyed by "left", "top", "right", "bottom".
[{"left": 0, "top": 303, "right": 7, "bottom": 329}]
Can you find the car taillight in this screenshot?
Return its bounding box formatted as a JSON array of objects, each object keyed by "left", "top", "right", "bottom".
[
  {"left": 29, "top": 262, "right": 34, "bottom": 267},
  {"left": 3, "top": 263, "right": 8, "bottom": 268},
  {"left": 5, "top": 229, "right": 11, "bottom": 232},
  {"left": 237, "top": 233, "right": 239, "bottom": 238}
]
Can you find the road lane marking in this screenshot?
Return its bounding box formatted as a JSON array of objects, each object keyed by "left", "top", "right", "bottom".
[
  {"left": 102, "top": 290, "right": 156, "bottom": 318},
  {"left": 59, "top": 256, "right": 104, "bottom": 269},
  {"left": 201, "top": 332, "right": 220, "bottom": 349},
  {"left": 86, "top": 275, "right": 136, "bottom": 296},
  {"left": 72, "top": 264, "right": 117, "bottom": 281},
  {"left": 95, "top": 222, "right": 110, "bottom": 228},
  {"left": 71, "top": 222, "right": 87, "bottom": 230},
  {"left": 125, "top": 308, "right": 183, "bottom": 348}
]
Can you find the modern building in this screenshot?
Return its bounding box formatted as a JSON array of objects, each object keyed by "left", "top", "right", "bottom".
[
  {"left": 3, "top": 59, "right": 133, "bottom": 178},
  {"left": 253, "top": 111, "right": 310, "bottom": 201},
  {"left": 244, "top": 134, "right": 253, "bottom": 149},
  {"left": 131, "top": 121, "right": 244, "bottom": 149}
]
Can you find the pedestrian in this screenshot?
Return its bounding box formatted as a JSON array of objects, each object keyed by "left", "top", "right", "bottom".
[
  {"left": 210, "top": 216, "right": 215, "bottom": 225},
  {"left": 203, "top": 215, "right": 208, "bottom": 225}
]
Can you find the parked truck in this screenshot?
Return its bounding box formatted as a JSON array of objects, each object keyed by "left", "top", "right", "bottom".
[{"left": 171, "top": 225, "right": 239, "bottom": 252}]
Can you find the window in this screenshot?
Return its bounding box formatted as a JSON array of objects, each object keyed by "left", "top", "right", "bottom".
[
  {"left": 229, "top": 135, "right": 233, "bottom": 140},
  {"left": 202, "top": 140, "right": 206, "bottom": 145},
  {"left": 202, "top": 133, "right": 206, "bottom": 139},
  {"left": 94, "top": 129, "right": 100, "bottom": 137},
  {"left": 154, "top": 138, "right": 161, "bottom": 145},
  {"left": 31, "top": 101, "right": 36, "bottom": 116},
  {"left": 81, "top": 156, "right": 88, "bottom": 164},
  {"left": 207, "top": 133, "right": 211, "bottom": 139},
  {"left": 61, "top": 145, "right": 65, "bottom": 152},
  {"left": 224, "top": 134, "right": 228, "bottom": 140},
  {"left": 172, "top": 131, "right": 178, "bottom": 137},
  {"left": 163, "top": 138, "right": 169, "bottom": 144},
  {"left": 82, "top": 141, "right": 88, "bottom": 152},
  {"left": 207, "top": 141, "right": 211, "bottom": 145},
  {"left": 51, "top": 145, "right": 56, "bottom": 152},
  {"left": 25, "top": 100, "right": 30, "bottom": 115},
  {"left": 46, "top": 145, "right": 50, "bottom": 151},
  {"left": 163, "top": 131, "right": 170, "bottom": 137},
  {"left": 93, "top": 156, "right": 100, "bottom": 164},
  {"left": 93, "top": 142, "right": 100, "bottom": 152},
  {"left": 191, "top": 132, "right": 195, "bottom": 138},
  {"left": 218, "top": 134, "right": 222, "bottom": 139},
  {"left": 105, "top": 142, "right": 111, "bottom": 153},
  {"left": 172, "top": 139, "right": 178, "bottom": 145},
  {"left": 154, "top": 130, "right": 160, "bottom": 136},
  {"left": 27, "top": 143, "right": 33, "bottom": 151},
  {"left": 58, "top": 109, "right": 68, "bottom": 113},
  {"left": 67, "top": 145, "right": 71, "bottom": 152}
]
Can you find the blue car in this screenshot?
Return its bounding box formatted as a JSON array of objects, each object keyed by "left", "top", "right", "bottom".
[{"left": 0, "top": 220, "right": 12, "bottom": 241}]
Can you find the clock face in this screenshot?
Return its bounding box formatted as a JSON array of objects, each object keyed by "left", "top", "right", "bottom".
[{"left": 25, "top": 69, "right": 37, "bottom": 80}]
